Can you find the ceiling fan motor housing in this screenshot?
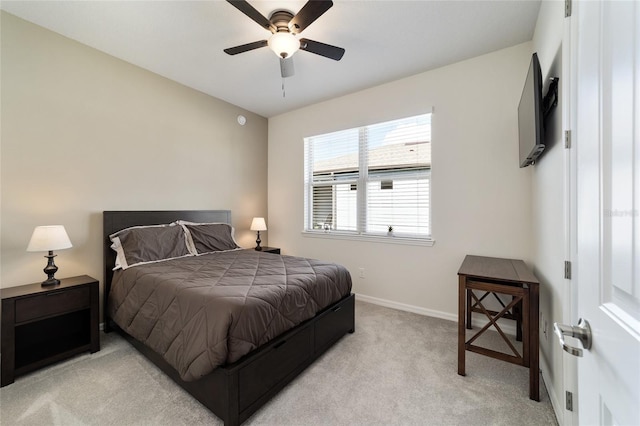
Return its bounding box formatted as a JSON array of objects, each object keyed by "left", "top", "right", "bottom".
[{"left": 269, "top": 10, "right": 295, "bottom": 33}]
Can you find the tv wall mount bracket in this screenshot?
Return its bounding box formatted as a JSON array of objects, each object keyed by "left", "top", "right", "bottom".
[{"left": 543, "top": 77, "right": 559, "bottom": 120}]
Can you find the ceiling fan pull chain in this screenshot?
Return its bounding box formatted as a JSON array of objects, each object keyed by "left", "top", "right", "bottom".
[{"left": 282, "top": 79, "right": 286, "bottom": 98}]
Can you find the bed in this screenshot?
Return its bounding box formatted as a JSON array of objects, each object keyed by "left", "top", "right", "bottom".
[{"left": 103, "top": 210, "right": 355, "bottom": 425}]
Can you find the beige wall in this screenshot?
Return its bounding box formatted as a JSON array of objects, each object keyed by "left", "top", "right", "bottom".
[
  {"left": 0, "top": 13, "right": 268, "bottom": 296},
  {"left": 268, "top": 42, "right": 534, "bottom": 318}
]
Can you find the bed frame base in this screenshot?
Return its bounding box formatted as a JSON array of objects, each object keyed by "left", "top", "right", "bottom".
[{"left": 116, "top": 293, "right": 354, "bottom": 426}]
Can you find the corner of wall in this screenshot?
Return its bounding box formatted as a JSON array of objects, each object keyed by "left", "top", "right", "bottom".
[{"left": 530, "top": 0, "right": 568, "bottom": 424}]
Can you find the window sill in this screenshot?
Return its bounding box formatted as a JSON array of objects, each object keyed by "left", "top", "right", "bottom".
[{"left": 301, "top": 231, "right": 435, "bottom": 247}]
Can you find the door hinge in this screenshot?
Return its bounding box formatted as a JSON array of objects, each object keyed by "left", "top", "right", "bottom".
[
  {"left": 565, "top": 0, "right": 572, "bottom": 17},
  {"left": 564, "top": 261, "right": 572, "bottom": 279},
  {"left": 566, "top": 391, "right": 574, "bottom": 411},
  {"left": 564, "top": 130, "right": 572, "bottom": 149}
]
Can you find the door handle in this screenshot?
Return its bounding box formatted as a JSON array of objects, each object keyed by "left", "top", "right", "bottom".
[{"left": 553, "top": 318, "right": 592, "bottom": 357}]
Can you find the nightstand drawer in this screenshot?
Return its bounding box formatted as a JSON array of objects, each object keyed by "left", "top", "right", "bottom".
[
  {"left": 15, "top": 286, "right": 90, "bottom": 323},
  {"left": 2, "top": 276, "right": 99, "bottom": 387}
]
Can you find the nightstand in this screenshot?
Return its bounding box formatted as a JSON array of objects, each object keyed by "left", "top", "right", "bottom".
[
  {"left": 258, "top": 247, "right": 281, "bottom": 254},
  {"left": 1, "top": 275, "right": 100, "bottom": 387}
]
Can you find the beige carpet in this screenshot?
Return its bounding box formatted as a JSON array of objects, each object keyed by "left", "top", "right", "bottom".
[{"left": 0, "top": 300, "right": 558, "bottom": 425}]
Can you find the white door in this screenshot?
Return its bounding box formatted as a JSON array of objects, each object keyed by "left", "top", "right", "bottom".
[{"left": 573, "top": 1, "right": 640, "bottom": 425}]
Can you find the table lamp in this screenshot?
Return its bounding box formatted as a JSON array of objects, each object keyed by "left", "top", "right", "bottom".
[
  {"left": 250, "top": 217, "right": 267, "bottom": 251},
  {"left": 27, "top": 225, "right": 72, "bottom": 286}
]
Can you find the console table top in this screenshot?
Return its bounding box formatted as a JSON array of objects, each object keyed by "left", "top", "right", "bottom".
[{"left": 457, "top": 255, "right": 539, "bottom": 285}]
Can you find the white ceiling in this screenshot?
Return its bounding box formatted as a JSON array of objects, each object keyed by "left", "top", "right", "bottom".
[{"left": 1, "top": 0, "right": 541, "bottom": 118}]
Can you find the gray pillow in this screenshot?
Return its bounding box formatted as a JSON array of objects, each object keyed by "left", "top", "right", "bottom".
[
  {"left": 110, "top": 224, "right": 192, "bottom": 269},
  {"left": 178, "top": 221, "right": 240, "bottom": 254}
]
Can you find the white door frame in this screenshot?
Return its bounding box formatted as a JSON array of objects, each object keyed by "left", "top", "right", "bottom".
[{"left": 562, "top": 3, "right": 579, "bottom": 425}]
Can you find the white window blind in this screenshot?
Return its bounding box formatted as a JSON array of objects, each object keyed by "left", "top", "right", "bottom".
[{"left": 304, "top": 113, "right": 431, "bottom": 238}]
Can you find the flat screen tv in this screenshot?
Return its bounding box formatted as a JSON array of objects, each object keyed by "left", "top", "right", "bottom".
[{"left": 518, "top": 53, "right": 545, "bottom": 168}]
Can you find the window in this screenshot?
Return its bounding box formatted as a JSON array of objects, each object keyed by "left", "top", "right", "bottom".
[{"left": 304, "top": 113, "right": 431, "bottom": 239}]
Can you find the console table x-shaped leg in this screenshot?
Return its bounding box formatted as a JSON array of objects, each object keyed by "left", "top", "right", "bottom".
[{"left": 464, "top": 283, "right": 529, "bottom": 367}]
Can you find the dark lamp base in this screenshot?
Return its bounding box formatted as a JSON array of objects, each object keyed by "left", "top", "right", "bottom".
[
  {"left": 41, "top": 278, "right": 61, "bottom": 287},
  {"left": 255, "top": 230, "right": 262, "bottom": 251},
  {"left": 41, "top": 251, "right": 61, "bottom": 287}
]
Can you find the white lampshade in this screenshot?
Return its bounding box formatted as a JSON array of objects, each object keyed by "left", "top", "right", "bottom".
[
  {"left": 250, "top": 217, "right": 267, "bottom": 232},
  {"left": 27, "top": 225, "right": 72, "bottom": 252},
  {"left": 268, "top": 32, "right": 299, "bottom": 58}
]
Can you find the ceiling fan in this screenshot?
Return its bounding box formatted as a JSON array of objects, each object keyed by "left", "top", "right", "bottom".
[{"left": 224, "top": 0, "right": 345, "bottom": 78}]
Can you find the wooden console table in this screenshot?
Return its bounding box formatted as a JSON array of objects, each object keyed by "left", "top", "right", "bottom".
[{"left": 457, "top": 255, "right": 540, "bottom": 401}]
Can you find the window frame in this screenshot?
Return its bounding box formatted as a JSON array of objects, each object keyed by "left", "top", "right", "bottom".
[{"left": 303, "top": 113, "right": 434, "bottom": 246}]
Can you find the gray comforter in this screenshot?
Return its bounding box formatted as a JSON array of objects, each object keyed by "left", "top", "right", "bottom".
[{"left": 107, "top": 250, "right": 352, "bottom": 381}]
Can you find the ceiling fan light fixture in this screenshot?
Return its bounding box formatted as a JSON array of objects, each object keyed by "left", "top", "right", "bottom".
[{"left": 268, "top": 32, "right": 299, "bottom": 58}]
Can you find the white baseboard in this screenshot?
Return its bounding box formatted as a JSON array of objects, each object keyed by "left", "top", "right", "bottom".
[
  {"left": 540, "top": 354, "right": 563, "bottom": 426},
  {"left": 354, "top": 293, "right": 457, "bottom": 322},
  {"left": 354, "top": 292, "right": 518, "bottom": 336}
]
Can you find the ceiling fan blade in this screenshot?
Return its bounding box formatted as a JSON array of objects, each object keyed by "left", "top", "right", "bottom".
[
  {"left": 299, "top": 38, "right": 345, "bottom": 61},
  {"left": 224, "top": 40, "right": 268, "bottom": 55},
  {"left": 288, "top": 0, "right": 333, "bottom": 34},
  {"left": 280, "top": 57, "right": 295, "bottom": 78},
  {"left": 227, "top": 0, "right": 275, "bottom": 33}
]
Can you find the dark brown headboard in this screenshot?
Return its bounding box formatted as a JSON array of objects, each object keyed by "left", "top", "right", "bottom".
[{"left": 102, "top": 210, "right": 232, "bottom": 330}]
